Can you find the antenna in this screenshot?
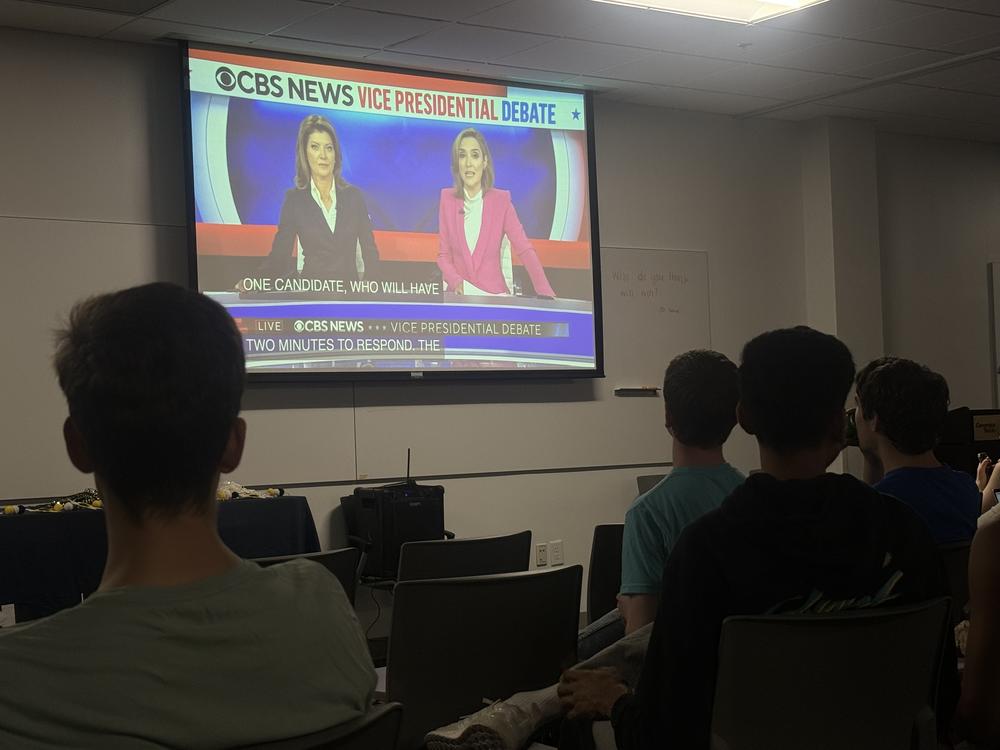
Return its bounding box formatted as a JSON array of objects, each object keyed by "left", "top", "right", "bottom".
[{"left": 406, "top": 448, "right": 411, "bottom": 483}]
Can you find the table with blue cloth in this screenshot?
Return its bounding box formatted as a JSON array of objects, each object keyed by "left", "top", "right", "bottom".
[{"left": 0, "top": 496, "right": 320, "bottom": 622}]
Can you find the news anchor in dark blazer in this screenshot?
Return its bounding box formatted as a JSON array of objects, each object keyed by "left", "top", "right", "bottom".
[
  {"left": 257, "top": 114, "right": 379, "bottom": 281},
  {"left": 437, "top": 127, "right": 556, "bottom": 297}
]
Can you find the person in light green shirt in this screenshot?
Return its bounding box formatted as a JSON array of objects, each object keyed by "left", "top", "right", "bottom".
[
  {"left": 0, "top": 283, "right": 375, "bottom": 749},
  {"left": 619, "top": 350, "right": 745, "bottom": 633}
]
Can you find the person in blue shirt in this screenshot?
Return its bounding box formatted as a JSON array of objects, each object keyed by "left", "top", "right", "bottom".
[
  {"left": 855, "top": 356, "right": 979, "bottom": 544},
  {"left": 618, "top": 350, "right": 745, "bottom": 634}
]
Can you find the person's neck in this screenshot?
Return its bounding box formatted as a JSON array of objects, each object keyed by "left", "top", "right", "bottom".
[
  {"left": 877, "top": 444, "right": 941, "bottom": 475},
  {"left": 313, "top": 175, "right": 333, "bottom": 197},
  {"left": 99, "top": 495, "right": 240, "bottom": 592},
  {"left": 465, "top": 185, "right": 482, "bottom": 199},
  {"left": 672, "top": 438, "right": 725, "bottom": 469},
  {"left": 758, "top": 444, "right": 834, "bottom": 481}
]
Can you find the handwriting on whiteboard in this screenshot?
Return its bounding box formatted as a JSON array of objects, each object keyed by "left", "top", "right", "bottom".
[{"left": 608, "top": 269, "right": 688, "bottom": 311}]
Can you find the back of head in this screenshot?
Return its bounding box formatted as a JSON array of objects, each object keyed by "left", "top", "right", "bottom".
[
  {"left": 664, "top": 350, "right": 739, "bottom": 449},
  {"left": 54, "top": 283, "right": 245, "bottom": 520},
  {"left": 739, "top": 327, "right": 855, "bottom": 454},
  {"left": 856, "top": 357, "right": 949, "bottom": 455}
]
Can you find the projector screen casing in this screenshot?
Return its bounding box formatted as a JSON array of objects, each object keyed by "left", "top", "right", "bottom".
[{"left": 180, "top": 42, "right": 604, "bottom": 383}]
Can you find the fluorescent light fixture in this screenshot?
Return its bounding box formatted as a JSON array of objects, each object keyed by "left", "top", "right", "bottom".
[{"left": 591, "top": 0, "right": 829, "bottom": 24}]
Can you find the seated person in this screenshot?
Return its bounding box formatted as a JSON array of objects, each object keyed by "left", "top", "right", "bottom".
[
  {"left": 0, "top": 283, "right": 375, "bottom": 748},
  {"left": 619, "top": 350, "right": 744, "bottom": 635},
  {"left": 957, "top": 512, "right": 1000, "bottom": 746},
  {"left": 558, "top": 327, "right": 957, "bottom": 750},
  {"left": 428, "top": 350, "right": 743, "bottom": 747},
  {"left": 855, "top": 356, "right": 979, "bottom": 544}
]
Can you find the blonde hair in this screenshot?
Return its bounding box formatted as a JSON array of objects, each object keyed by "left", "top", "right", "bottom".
[
  {"left": 450, "top": 127, "right": 495, "bottom": 198},
  {"left": 294, "top": 114, "right": 346, "bottom": 190}
]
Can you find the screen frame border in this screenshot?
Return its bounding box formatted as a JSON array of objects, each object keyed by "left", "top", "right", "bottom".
[{"left": 179, "top": 40, "right": 604, "bottom": 384}]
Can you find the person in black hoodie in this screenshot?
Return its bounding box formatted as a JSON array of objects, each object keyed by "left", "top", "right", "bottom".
[{"left": 558, "top": 326, "right": 957, "bottom": 749}]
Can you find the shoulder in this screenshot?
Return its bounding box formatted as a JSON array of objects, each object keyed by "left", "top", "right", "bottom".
[
  {"left": 337, "top": 183, "right": 366, "bottom": 205},
  {"left": 486, "top": 188, "right": 512, "bottom": 206},
  {"left": 258, "top": 559, "right": 350, "bottom": 608},
  {"left": 440, "top": 187, "right": 458, "bottom": 203}
]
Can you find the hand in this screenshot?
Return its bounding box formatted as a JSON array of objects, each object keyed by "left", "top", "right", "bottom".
[
  {"left": 978, "top": 457, "right": 994, "bottom": 492},
  {"left": 557, "top": 668, "right": 629, "bottom": 720}
]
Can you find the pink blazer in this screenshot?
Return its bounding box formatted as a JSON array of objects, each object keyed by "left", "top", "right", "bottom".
[{"left": 437, "top": 188, "right": 556, "bottom": 297}]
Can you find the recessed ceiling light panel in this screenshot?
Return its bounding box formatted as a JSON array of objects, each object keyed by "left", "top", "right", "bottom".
[{"left": 590, "top": 0, "right": 830, "bottom": 25}]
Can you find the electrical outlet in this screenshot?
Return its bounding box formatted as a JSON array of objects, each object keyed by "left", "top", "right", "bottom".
[
  {"left": 535, "top": 542, "right": 548, "bottom": 567},
  {"left": 549, "top": 539, "right": 564, "bottom": 566}
]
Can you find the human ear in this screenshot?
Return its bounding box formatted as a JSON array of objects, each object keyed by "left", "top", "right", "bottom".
[{"left": 63, "top": 417, "right": 94, "bottom": 473}]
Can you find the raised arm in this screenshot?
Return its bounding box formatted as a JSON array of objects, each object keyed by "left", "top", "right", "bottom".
[
  {"left": 257, "top": 191, "right": 297, "bottom": 279},
  {"left": 436, "top": 195, "right": 464, "bottom": 292},
  {"left": 957, "top": 517, "right": 1000, "bottom": 744},
  {"left": 502, "top": 199, "right": 556, "bottom": 298}
]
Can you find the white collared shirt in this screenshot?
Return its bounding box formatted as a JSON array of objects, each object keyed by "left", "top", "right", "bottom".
[
  {"left": 296, "top": 180, "right": 365, "bottom": 276},
  {"left": 463, "top": 187, "right": 484, "bottom": 256},
  {"left": 461, "top": 188, "right": 512, "bottom": 296}
]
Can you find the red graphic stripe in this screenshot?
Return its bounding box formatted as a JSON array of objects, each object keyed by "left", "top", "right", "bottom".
[{"left": 196, "top": 224, "right": 591, "bottom": 270}]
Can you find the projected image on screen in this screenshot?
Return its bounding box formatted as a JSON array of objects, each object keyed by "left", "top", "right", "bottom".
[{"left": 186, "top": 46, "right": 599, "bottom": 376}]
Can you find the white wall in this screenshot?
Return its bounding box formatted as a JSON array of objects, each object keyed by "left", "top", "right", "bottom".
[
  {"left": 878, "top": 132, "right": 1000, "bottom": 409},
  {"left": 0, "top": 28, "right": 816, "bottom": 601}
]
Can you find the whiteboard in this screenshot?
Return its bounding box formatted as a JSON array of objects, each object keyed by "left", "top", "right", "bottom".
[{"left": 353, "top": 247, "right": 710, "bottom": 479}]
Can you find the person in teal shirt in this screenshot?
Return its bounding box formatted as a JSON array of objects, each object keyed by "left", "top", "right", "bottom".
[{"left": 618, "top": 350, "right": 745, "bottom": 634}]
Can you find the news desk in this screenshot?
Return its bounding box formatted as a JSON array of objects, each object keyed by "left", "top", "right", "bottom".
[{"left": 0, "top": 496, "right": 320, "bottom": 621}]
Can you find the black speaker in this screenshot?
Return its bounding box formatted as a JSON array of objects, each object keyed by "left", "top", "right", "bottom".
[{"left": 341, "top": 482, "right": 444, "bottom": 579}]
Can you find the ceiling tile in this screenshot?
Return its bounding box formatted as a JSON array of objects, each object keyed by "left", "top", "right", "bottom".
[
  {"left": 821, "top": 82, "right": 920, "bottom": 111},
  {"left": 253, "top": 35, "right": 376, "bottom": 61},
  {"left": 897, "top": 83, "right": 1000, "bottom": 122},
  {"left": 600, "top": 51, "right": 736, "bottom": 87},
  {"left": 846, "top": 48, "right": 955, "bottom": 78},
  {"left": 148, "top": 0, "right": 322, "bottom": 35},
  {"left": 390, "top": 24, "right": 548, "bottom": 62},
  {"left": 766, "top": 38, "right": 917, "bottom": 74},
  {"left": 573, "top": 7, "right": 723, "bottom": 52},
  {"left": 464, "top": 0, "right": 642, "bottom": 39},
  {"left": 908, "top": 58, "right": 1000, "bottom": 94},
  {"left": 104, "top": 17, "right": 261, "bottom": 43},
  {"left": 647, "top": 86, "right": 784, "bottom": 115},
  {"left": 673, "top": 22, "right": 823, "bottom": 64},
  {"left": 902, "top": 0, "right": 1000, "bottom": 16},
  {"left": 0, "top": 0, "right": 130, "bottom": 36},
  {"left": 280, "top": 7, "right": 444, "bottom": 48},
  {"left": 692, "top": 63, "right": 853, "bottom": 100},
  {"left": 762, "top": 0, "right": 941, "bottom": 36},
  {"left": 456, "top": 62, "right": 579, "bottom": 85},
  {"left": 945, "top": 27, "right": 1000, "bottom": 54},
  {"left": 341, "top": 0, "right": 509, "bottom": 20},
  {"left": 44, "top": 0, "right": 164, "bottom": 12},
  {"left": 498, "top": 38, "right": 651, "bottom": 76},
  {"left": 853, "top": 7, "right": 1000, "bottom": 51}
]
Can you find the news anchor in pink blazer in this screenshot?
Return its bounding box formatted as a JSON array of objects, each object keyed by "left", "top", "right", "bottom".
[{"left": 437, "top": 128, "right": 556, "bottom": 297}]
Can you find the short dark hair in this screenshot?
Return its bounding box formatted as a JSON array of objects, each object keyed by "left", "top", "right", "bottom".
[
  {"left": 739, "top": 327, "right": 855, "bottom": 454},
  {"left": 856, "top": 357, "right": 949, "bottom": 455},
  {"left": 54, "top": 283, "right": 245, "bottom": 520},
  {"left": 663, "top": 350, "right": 739, "bottom": 449}
]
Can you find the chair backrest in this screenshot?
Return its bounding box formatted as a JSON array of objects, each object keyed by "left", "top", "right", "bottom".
[
  {"left": 253, "top": 547, "right": 361, "bottom": 605},
  {"left": 396, "top": 530, "right": 531, "bottom": 582},
  {"left": 387, "top": 565, "right": 582, "bottom": 749},
  {"left": 636, "top": 474, "right": 666, "bottom": 495},
  {"left": 711, "top": 597, "right": 951, "bottom": 750},
  {"left": 235, "top": 702, "right": 402, "bottom": 750},
  {"left": 587, "top": 523, "right": 624, "bottom": 624},
  {"left": 939, "top": 541, "right": 971, "bottom": 624}
]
